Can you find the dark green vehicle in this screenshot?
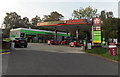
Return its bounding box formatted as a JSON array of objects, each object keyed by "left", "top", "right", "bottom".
[{"left": 13, "top": 38, "right": 28, "bottom": 48}]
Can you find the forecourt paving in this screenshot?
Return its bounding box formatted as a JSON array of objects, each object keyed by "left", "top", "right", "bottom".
[{"left": 3, "top": 43, "right": 118, "bottom": 75}]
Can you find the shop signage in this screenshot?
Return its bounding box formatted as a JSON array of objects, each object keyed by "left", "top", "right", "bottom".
[
  {"left": 67, "top": 19, "right": 86, "bottom": 24},
  {"left": 93, "top": 18, "right": 101, "bottom": 25}
]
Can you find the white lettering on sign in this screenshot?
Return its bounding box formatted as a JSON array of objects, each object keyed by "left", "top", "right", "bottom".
[{"left": 96, "top": 27, "right": 101, "bottom": 30}]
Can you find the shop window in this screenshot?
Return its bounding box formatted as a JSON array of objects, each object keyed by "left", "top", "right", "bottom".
[{"left": 20, "top": 33, "right": 25, "bottom": 37}]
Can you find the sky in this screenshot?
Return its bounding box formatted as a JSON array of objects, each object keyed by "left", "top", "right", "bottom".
[{"left": 0, "top": 0, "right": 119, "bottom": 28}]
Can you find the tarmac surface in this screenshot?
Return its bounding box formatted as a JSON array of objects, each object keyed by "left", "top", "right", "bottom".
[{"left": 2, "top": 43, "right": 119, "bottom": 75}]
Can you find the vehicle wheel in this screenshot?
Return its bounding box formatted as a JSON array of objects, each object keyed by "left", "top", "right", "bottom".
[{"left": 24, "top": 45, "right": 27, "bottom": 48}]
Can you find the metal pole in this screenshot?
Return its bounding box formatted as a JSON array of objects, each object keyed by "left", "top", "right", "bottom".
[
  {"left": 66, "top": 32, "right": 68, "bottom": 35},
  {"left": 55, "top": 30, "right": 57, "bottom": 41},
  {"left": 92, "top": 25, "right": 94, "bottom": 46},
  {"left": 55, "top": 27, "right": 57, "bottom": 43},
  {"left": 76, "top": 26, "right": 79, "bottom": 42},
  {"left": 66, "top": 32, "right": 68, "bottom": 45},
  {"left": 76, "top": 29, "right": 79, "bottom": 40}
]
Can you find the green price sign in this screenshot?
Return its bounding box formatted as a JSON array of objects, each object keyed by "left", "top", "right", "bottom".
[{"left": 93, "top": 31, "right": 101, "bottom": 43}]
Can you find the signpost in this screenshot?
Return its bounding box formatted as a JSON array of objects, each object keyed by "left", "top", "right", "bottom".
[{"left": 92, "top": 18, "right": 101, "bottom": 45}]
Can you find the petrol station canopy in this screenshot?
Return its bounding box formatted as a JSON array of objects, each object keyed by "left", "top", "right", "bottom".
[{"left": 37, "top": 19, "right": 92, "bottom": 32}]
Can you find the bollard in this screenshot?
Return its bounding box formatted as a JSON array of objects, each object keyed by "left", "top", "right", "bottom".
[
  {"left": 11, "top": 41, "right": 15, "bottom": 49},
  {"left": 87, "top": 42, "right": 92, "bottom": 49},
  {"left": 30, "top": 39, "right": 32, "bottom": 43},
  {"left": 102, "top": 41, "right": 105, "bottom": 47},
  {"left": 81, "top": 43, "right": 85, "bottom": 50}
]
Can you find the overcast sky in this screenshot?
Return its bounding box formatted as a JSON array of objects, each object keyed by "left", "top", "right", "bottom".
[{"left": 0, "top": 0, "right": 119, "bottom": 28}]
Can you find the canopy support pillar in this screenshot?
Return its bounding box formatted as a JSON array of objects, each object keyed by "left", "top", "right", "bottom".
[
  {"left": 54, "top": 27, "right": 57, "bottom": 42},
  {"left": 76, "top": 26, "right": 79, "bottom": 42}
]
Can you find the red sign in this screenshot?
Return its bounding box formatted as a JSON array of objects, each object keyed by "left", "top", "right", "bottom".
[
  {"left": 94, "top": 18, "right": 100, "bottom": 25},
  {"left": 67, "top": 19, "right": 85, "bottom": 23},
  {"left": 37, "top": 19, "right": 87, "bottom": 26}
]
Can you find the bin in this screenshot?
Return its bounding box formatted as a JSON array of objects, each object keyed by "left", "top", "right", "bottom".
[{"left": 109, "top": 43, "right": 117, "bottom": 56}]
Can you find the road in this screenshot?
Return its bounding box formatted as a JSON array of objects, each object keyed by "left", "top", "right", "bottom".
[{"left": 2, "top": 43, "right": 118, "bottom": 75}]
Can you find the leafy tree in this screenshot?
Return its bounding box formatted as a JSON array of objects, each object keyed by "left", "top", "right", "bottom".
[
  {"left": 42, "top": 11, "right": 64, "bottom": 21},
  {"left": 3, "top": 12, "right": 22, "bottom": 29},
  {"left": 100, "top": 10, "right": 106, "bottom": 21},
  {"left": 31, "top": 15, "right": 41, "bottom": 26},
  {"left": 22, "top": 17, "right": 31, "bottom": 27},
  {"left": 101, "top": 18, "right": 118, "bottom": 40},
  {"left": 100, "top": 10, "right": 114, "bottom": 22},
  {"left": 118, "top": 18, "right": 120, "bottom": 42},
  {"left": 72, "top": 6, "right": 98, "bottom": 19},
  {"left": 3, "top": 12, "right": 24, "bottom": 37},
  {"left": 106, "top": 11, "right": 113, "bottom": 18}
]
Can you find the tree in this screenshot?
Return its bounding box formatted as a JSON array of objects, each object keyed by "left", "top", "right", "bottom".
[
  {"left": 100, "top": 10, "right": 106, "bottom": 21},
  {"left": 22, "top": 17, "right": 30, "bottom": 27},
  {"left": 72, "top": 6, "right": 98, "bottom": 19},
  {"left": 106, "top": 11, "right": 113, "bottom": 18},
  {"left": 101, "top": 18, "right": 118, "bottom": 40},
  {"left": 3, "top": 12, "right": 22, "bottom": 29},
  {"left": 31, "top": 15, "right": 41, "bottom": 26},
  {"left": 100, "top": 10, "right": 114, "bottom": 20},
  {"left": 42, "top": 11, "right": 64, "bottom": 22},
  {"left": 118, "top": 18, "right": 120, "bottom": 42},
  {"left": 3, "top": 12, "right": 24, "bottom": 37}
]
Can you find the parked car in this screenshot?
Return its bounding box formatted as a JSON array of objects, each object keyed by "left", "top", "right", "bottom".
[{"left": 13, "top": 38, "right": 28, "bottom": 48}]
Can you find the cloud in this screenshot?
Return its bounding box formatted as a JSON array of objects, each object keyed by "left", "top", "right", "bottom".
[{"left": 18, "top": 0, "right": 119, "bottom": 2}]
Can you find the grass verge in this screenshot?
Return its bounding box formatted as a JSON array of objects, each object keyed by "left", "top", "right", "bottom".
[
  {"left": 85, "top": 47, "right": 120, "bottom": 62},
  {"left": 0, "top": 49, "right": 11, "bottom": 54},
  {"left": 0, "top": 49, "right": 10, "bottom": 52}
]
